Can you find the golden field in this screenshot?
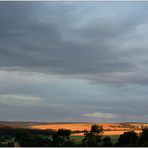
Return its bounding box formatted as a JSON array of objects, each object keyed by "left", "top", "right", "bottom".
[{"left": 30, "top": 122, "right": 148, "bottom": 136}]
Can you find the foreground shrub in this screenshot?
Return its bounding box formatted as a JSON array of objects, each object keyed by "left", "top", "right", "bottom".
[
  {"left": 116, "top": 131, "right": 139, "bottom": 146},
  {"left": 139, "top": 128, "right": 148, "bottom": 146},
  {"left": 102, "top": 136, "right": 112, "bottom": 146}
]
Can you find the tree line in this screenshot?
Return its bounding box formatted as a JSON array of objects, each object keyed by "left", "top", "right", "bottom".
[{"left": 1, "top": 124, "right": 148, "bottom": 146}]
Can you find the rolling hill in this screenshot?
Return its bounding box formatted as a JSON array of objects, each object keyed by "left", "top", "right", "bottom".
[{"left": 0, "top": 121, "right": 148, "bottom": 136}]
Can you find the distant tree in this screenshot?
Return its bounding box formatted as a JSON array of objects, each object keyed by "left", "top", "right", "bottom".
[
  {"left": 33, "top": 135, "right": 52, "bottom": 147},
  {"left": 117, "top": 131, "right": 139, "bottom": 146},
  {"left": 102, "top": 136, "right": 112, "bottom": 146},
  {"left": 82, "top": 124, "right": 103, "bottom": 146},
  {"left": 51, "top": 128, "right": 71, "bottom": 146},
  {"left": 57, "top": 128, "right": 71, "bottom": 140},
  {"left": 15, "top": 129, "right": 51, "bottom": 147},
  {"left": 139, "top": 128, "right": 148, "bottom": 146}
]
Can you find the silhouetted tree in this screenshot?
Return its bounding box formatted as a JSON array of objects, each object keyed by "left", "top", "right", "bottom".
[
  {"left": 82, "top": 124, "right": 103, "bottom": 146},
  {"left": 117, "top": 131, "right": 139, "bottom": 146},
  {"left": 15, "top": 129, "right": 52, "bottom": 147},
  {"left": 102, "top": 136, "right": 112, "bottom": 146},
  {"left": 51, "top": 128, "right": 71, "bottom": 146},
  {"left": 57, "top": 128, "right": 71, "bottom": 140},
  {"left": 139, "top": 128, "right": 148, "bottom": 146},
  {"left": 15, "top": 129, "right": 32, "bottom": 146},
  {"left": 33, "top": 136, "right": 52, "bottom": 147}
]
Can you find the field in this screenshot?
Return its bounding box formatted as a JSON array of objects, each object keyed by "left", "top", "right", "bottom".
[
  {"left": 70, "top": 136, "right": 84, "bottom": 144},
  {"left": 109, "top": 135, "right": 120, "bottom": 143},
  {"left": 30, "top": 122, "right": 145, "bottom": 136},
  {"left": 0, "top": 121, "right": 148, "bottom": 138},
  {"left": 70, "top": 135, "right": 120, "bottom": 144}
]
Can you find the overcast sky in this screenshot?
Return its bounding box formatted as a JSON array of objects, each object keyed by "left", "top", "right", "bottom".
[{"left": 1, "top": 2, "right": 148, "bottom": 123}]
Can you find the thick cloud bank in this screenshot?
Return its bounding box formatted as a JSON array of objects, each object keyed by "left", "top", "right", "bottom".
[
  {"left": 0, "top": 2, "right": 148, "bottom": 85},
  {"left": 0, "top": 2, "right": 148, "bottom": 122}
]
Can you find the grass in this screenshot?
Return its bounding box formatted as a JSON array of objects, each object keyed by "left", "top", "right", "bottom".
[
  {"left": 70, "top": 136, "right": 84, "bottom": 144},
  {"left": 70, "top": 135, "right": 119, "bottom": 144},
  {"left": 108, "top": 135, "right": 119, "bottom": 143}
]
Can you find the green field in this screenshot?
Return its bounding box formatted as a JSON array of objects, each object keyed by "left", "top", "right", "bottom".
[
  {"left": 70, "top": 135, "right": 119, "bottom": 144},
  {"left": 70, "top": 136, "right": 84, "bottom": 144},
  {"left": 109, "top": 135, "right": 119, "bottom": 143}
]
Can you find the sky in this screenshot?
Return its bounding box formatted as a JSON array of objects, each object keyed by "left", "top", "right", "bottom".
[{"left": 1, "top": 2, "right": 148, "bottom": 123}]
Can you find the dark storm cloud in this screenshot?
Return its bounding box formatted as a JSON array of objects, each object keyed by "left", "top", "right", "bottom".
[{"left": 0, "top": 2, "right": 148, "bottom": 85}]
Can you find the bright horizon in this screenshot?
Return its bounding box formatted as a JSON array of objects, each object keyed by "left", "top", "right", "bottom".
[{"left": 0, "top": 2, "right": 148, "bottom": 123}]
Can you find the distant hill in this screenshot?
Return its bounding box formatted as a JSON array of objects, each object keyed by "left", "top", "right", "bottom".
[
  {"left": 0, "top": 121, "right": 91, "bottom": 128},
  {"left": 0, "top": 121, "right": 148, "bottom": 136},
  {"left": 0, "top": 121, "right": 50, "bottom": 128},
  {"left": 0, "top": 123, "right": 11, "bottom": 128},
  {"left": 29, "top": 122, "right": 148, "bottom": 136}
]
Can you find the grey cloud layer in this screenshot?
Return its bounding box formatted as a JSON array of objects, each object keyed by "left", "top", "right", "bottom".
[
  {"left": 1, "top": 2, "right": 148, "bottom": 85},
  {"left": 0, "top": 71, "right": 148, "bottom": 122},
  {"left": 1, "top": 2, "right": 148, "bottom": 122}
]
